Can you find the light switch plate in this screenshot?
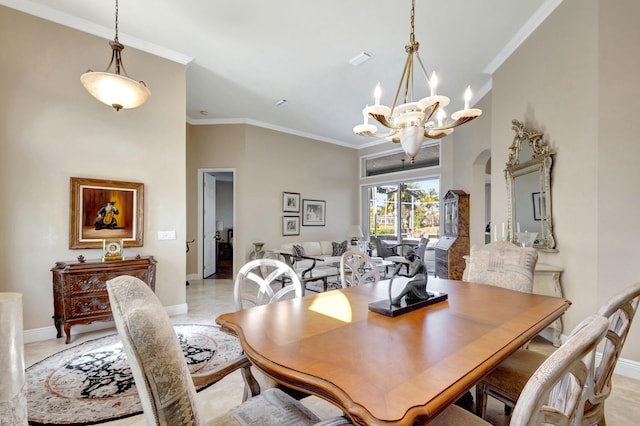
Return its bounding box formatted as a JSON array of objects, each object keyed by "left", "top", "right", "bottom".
[{"left": 158, "top": 231, "right": 176, "bottom": 240}]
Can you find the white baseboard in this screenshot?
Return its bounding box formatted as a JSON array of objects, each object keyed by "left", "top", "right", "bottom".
[
  {"left": 543, "top": 330, "right": 640, "bottom": 381},
  {"left": 596, "top": 352, "right": 640, "bottom": 381},
  {"left": 186, "top": 273, "right": 201, "bottom": 282},
  {"left": 24, "top": 303, "right": 189, "bottom": 344}
]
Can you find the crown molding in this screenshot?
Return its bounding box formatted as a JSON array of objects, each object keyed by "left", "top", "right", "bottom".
[
  {"left": 0, "top": 0, "right": 193, "bottom": 65},
  {"left": 187, "top": 117, "right": 361, "bottom": 149},
  {"left": 484, "top": 0, "right": 563, "bottom": 74}
]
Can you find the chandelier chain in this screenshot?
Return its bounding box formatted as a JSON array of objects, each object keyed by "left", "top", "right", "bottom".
[
  {"left": 409, "top": 0, "right": 415, "bottom": 44},
  {"left": 114, "top": 0, "right": 119, "bottom": 42}
]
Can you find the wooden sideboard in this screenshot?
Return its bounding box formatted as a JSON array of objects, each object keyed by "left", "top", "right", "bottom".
[{"left": 51, "top": 256, "right": 157, "bottom": 343}]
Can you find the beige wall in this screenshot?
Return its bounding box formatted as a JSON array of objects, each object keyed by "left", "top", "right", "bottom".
[
  {"left": 485, "top": 0, "right": 640, "bottom": 362},
  {"left": 186, "top": 123, "right": 360, "bottom": 276},
  {"left": 0, "top": 7, "right": 187, "bottom": 334}
]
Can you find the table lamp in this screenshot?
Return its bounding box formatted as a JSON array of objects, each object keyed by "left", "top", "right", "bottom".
[{"left": 347, "top": 225, "right": 364, "bottom": 245}]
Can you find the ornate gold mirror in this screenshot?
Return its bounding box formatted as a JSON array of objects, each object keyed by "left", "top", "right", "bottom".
[{"left": 505, "top": 119, "right": 556, "bottom": 251}]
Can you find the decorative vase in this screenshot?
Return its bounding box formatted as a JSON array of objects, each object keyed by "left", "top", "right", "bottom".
[{"left": 249, "top": 242, "right": 265, "bottom": 260}]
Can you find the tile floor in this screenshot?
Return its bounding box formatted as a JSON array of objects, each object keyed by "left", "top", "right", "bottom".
[{"left": 24, "top": 278, "right": 640, "bottom": 425}]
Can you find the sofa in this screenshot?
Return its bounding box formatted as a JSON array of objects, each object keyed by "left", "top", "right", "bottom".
[
  {"left": 273, "top": 241, "right": 349, "bottom": 290},
  {"left": 279, "top": 240, "right": 347, "bottom": 266}
]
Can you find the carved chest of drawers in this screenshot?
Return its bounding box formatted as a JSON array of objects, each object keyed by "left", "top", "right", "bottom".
[{"left": 51, "top": 256, "right": 156, "bottom": 343}]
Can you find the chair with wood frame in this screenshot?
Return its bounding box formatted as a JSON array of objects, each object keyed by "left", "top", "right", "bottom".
[
  {"left": 475, "top": 282, "right": 640, "bottom": 424},
  {"left": 429, "top": 314, "right": 609, "bottom": 426},
  {"left": 373, "top": 236, "right": 418, "bottom": 275},
  {"left": 106, "top": 275, "right": 351, "bottom": 426}
]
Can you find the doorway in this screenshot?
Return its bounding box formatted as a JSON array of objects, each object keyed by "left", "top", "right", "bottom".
[
  {"left": 198, "top": 168, "right": 235, "bottom": 279},
  {"left": 470, "top": 150, "right": 491, "bottom": 247}
]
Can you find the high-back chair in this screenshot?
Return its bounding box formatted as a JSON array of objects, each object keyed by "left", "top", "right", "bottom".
[
  {"left": 463, "top": 241, "right": 538, "bottom": 293},
  {"left": 475, "top": 281, "right": 640, "bottom": 423},
  {"left": 234, "top": 258, "right": 303, "bottom": 310},
  {"left": 106, "top": 275, "right": 348, "bottom": 426},
  {"left": 582, "top": 281, "right": 640, "bottom": 425},
  {"left": 372, "top": 237, "right": 412, "bottom": 274},
  {"left": 339, "top": 249, "right": 380, "bottom": 287},
  {"left": 429, "top": 315, "right": 610, "bottom": 426}
]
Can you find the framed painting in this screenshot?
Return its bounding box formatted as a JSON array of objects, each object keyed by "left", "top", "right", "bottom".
[
  {"left": 69, "top": 177, "right": 144, "bottom": 249},
  {"left": 283, "top": 216, "right": 300, "bottom": 236},
  {"left": 283, "top": 191, "right": 300, "bottom": 212},
  {"left": 302, "top": 199, "right": 325, "bottom": 226}
]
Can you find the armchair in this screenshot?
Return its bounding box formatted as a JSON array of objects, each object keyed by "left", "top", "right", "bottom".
[
  {"left": 106, "top": 275, "right": 351, "bottom": 426},
  {"left": 372, "top": 237, "right": 415, "bottom": 274}
]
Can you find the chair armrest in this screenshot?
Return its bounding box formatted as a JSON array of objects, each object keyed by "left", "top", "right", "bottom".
[
  {"left": 387, "top": 243, "right": 417, "bottom": 255},
  {"left": 295, "top": 255, "right": 324, "bottom": 278},
  {"left": 192, "top": 353, "right": 261, "bottom": 400},
  {"left": 191, "top": 353, "right": 252, "bottom": 387}
]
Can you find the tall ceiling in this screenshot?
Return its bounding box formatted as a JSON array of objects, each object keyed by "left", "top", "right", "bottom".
[{"left": 3, "top": 0, "right": 561, "bottom": 148}]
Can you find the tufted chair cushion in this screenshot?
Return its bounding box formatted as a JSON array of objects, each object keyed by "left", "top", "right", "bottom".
[{"left": 465, "top": 241, "right": 538, "bottom": 293}]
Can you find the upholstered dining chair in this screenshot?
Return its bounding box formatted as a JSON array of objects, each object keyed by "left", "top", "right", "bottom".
[
  {"left": 463, "top": 240, "right": 538, "bottom": 293},
  {"left": 339, "top": 249, "right": 380, "bottom": 287},
  {"left": 372, "top": 237, "right": 413, "bottom": 274},
  {"left": 234, "top": 258, "right": 303, "bottom": 310},
  {"left": 429, "top": 314, "right": 610, "bottom": 426},
  {"left": 475, "top": 281, "right": 640, "bottom": 424},
  {"left": 106, "top": 275, "right": 351, "bottom": 426}
]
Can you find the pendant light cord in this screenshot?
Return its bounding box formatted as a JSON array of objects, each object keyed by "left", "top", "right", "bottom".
[{"left": 114, "top": 0, "right": 119, "bottom": 43}]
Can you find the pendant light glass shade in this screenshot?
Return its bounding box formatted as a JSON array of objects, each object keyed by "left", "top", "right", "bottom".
[
  {"left": 81, "top": 71, "right": 150, "bottom": 111},
  {"left": 80, "top": 0, "right": 150, "bottom": 111}
]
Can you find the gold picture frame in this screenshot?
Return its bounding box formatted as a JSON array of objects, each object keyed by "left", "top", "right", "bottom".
[{"left": 70, "top": 177, "right": 144, "bottom": 249}]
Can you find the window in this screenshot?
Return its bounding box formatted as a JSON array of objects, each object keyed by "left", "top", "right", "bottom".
[
  {"left": 363, "top": 143, "right": 440, "bottom": 177},
  {"left": 366, "top": 178, "right": 440, "bottom": 243}
]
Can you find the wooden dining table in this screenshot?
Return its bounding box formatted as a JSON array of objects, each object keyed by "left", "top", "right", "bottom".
[{"left": 216, "top": 277, "right": 571, "bottom": 425}]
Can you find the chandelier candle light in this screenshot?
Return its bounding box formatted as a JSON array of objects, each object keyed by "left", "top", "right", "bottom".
[
  {"left": 353, "top": 0, "right": 481, "bottom": 163},
  {"left": 80, "top": 0, "right": 151, "bottom": 111}
]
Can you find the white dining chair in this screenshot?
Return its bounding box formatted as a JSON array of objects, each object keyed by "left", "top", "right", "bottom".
[
  {"left": 475, "top": 281, "right": 640, "bottom": 423},
  {"left": 339, "top": 249, "right": 380, "bottom": 287},
  {"left": 234, "top": 258, "right": 303, "bottom": 310},
  {"left": 429, "top": 314, "right": 609, "bottom": 426}
]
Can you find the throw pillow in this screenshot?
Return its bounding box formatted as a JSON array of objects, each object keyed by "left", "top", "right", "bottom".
[
  {"left": 332, "top": 240, "right": 348, "bottom": 256},
  {"left": 292, "top": 244, "right": 306, "bottom": 257}
]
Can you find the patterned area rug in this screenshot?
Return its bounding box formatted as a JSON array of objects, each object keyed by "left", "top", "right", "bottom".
[{"left": 26, "top": 324, "right": 243, "bottom": 425}]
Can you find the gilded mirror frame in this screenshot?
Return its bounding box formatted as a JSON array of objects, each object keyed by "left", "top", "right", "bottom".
[{"left": 505, "top": 119, "right": 556, "bottom": 251}]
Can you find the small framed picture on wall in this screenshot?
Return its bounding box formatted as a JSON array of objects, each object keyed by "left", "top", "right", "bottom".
[
  {"left": 302, "top": 199, "right": 325, "bottom": 226},
  {"left": 283, "top": 216, "right": 300, "bottom": 236},
  {"left": 283, "top": 192, "right": 300, "bottom": 212}
]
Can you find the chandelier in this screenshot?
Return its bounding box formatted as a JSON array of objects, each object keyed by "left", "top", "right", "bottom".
[
  {"left": 353, "top": 0, "right": 481, "bottom": 163},
  {"left": 80, "top": 0, "right": 150, "bottom": 111}
]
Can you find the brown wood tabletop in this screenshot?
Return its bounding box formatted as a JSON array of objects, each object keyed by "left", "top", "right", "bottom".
[{"left": 216, "top": 278, "right": 571, "bottom": 425}]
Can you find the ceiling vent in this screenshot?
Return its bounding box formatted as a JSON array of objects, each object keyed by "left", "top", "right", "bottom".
[{"left": 348, "top": 52, "right": 372, "bottom": 66}]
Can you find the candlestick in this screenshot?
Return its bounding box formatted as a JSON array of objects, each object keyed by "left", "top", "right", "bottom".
[
  {"left": 429, "top": 71, "right": 438, "bottom": 96},
  {"left": 464, "top": 86, "right": 472, "bottom": 110},
  {"left": 374, "top": 83, "right": 381, "bottom": 106}
]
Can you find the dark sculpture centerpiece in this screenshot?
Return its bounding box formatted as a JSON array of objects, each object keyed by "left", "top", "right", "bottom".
[{"left": 368, "top": 249, "right": 447, "bottom": 317}]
